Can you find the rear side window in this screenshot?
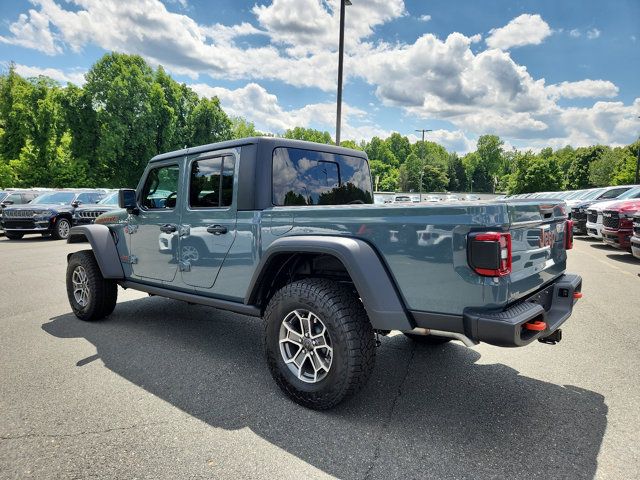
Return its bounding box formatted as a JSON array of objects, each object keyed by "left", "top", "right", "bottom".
[
  {"left": 272, "top": 147, "right": 373, "bottom": 206},
  {"left": 189, "top": 155, "right": 236, "bottom": 208},
  {"left": 141, "top": 164, "right": 180, "bottom": 209}
]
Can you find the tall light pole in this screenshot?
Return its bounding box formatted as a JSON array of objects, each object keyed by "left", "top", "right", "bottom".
[
  {"left": 415, "top": 129, "right": 432, "bottom": 194},
  {"left": 335, "top": 0, "right": 351, "bottom": 146},
  {"left": 635, "top": 116, "right": 640, "bottom": 184}
]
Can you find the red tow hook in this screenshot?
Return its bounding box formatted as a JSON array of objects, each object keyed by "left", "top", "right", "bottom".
[
  {"left": 523, "top": 320, "right": 547, "bottom": 331},
  {"left": 573, "top": 292, "right": 583, "bottom": 299}
]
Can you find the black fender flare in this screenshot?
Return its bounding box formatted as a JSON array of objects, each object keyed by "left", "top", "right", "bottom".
[
  {"left": 67, "top": 225, "right": 124, "bottom": 279},
  {"left": 246, "top": 236, "right": 413, "bottom": 331}
]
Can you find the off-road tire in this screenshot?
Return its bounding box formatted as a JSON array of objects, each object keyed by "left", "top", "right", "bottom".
[
  {"left": 264, "top": 278, "right": 376, "bottom": 410},
  {"left": 5, "top": 232, "right": 24, "bottom": 240},
  {"left": 66, "top": 250, "right": 118, "bottom": 321},
  {"left": 52, "top": 217, "right": 71, "bottom": 240},
  {"left": 403, "top": 332, "right": 451, "bottom": 345}
]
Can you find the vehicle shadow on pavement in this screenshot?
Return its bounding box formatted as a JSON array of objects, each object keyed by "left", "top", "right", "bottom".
[
  {"left": 44, "top": 297, "right": 607, "bottom": 480},
  {"left": 605, "top": 253, "right": 638, "bottom": 265}
]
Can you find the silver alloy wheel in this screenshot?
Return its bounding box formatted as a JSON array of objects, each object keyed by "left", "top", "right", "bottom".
[
  {"left": 181, "top": 244, "right": 199, "bottom": 262},
  {"left": 279, "top": 309, "right": 333, "bottom": 383},
  {"left": 58, "top": 219, "right": 70, "bottom": 238},
  {"left": 72, "top": 266, "right": 90, "bottom": 307}
]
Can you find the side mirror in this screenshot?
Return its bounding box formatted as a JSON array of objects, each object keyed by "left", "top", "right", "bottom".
[
  {"left": 118, "top": 189, "right": 139, "bottom": 214},
  {"left": 71, "top": 201, "right": 80, "bottom": 208}
]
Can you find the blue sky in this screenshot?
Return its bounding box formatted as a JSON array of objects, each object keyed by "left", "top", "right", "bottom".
[{"left": 1, "top": 0, "right": 638, "bottom": 152}]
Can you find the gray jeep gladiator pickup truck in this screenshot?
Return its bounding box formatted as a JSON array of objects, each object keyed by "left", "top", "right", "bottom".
[{"left": 65, "top": 137, "right": 582, "bottom": 409}]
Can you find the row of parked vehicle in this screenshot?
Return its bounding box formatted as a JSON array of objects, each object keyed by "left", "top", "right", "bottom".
[
  {"left": 499, "top": 185, "right": 640, "bottom": 261},
  {"left": 374, "top": 193, "right": 482, "bottom": 204},
  {"left": 0, "top": 188, "right": 119, "bottom": 240}
]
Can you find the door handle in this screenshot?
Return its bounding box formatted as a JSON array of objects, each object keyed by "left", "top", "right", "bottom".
[
  {"left": 206, "top": 224, "right": 228, "bottom": 235},
  {"left": 159, "top": 224, "right": 177, "bottom": 233}
]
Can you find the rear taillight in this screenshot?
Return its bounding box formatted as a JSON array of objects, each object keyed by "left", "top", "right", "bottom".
[
  {"left": 468, "top": 232, "right": 512, "bottom": 277},
  {"left": 565, "top": 220, "right": 573, "bottom": 250}
]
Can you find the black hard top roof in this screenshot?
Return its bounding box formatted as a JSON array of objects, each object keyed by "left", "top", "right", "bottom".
[{"left": 150, "top": 136, "right": 368, "bottom": 163}]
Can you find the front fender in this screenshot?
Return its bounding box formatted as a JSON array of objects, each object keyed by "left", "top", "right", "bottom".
[
  {"left": 247, "top": 236, "right": 413, "bottom": 331},
  {"left": 67, "top": 225, "right": 124, "bottom": 279}
]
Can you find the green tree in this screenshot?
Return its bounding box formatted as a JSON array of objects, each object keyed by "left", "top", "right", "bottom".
[
  {"left": 187, "top": 96, "right": 232, "bottom": 147},
  {"left": 474, "top": 135, "right": 504, "bottom": 192},
  {"left": 588, "top": 149, "right": 621, "bottom": 187},
  {"left": 385, "top": 132, "right": 411, "bottom": 164},
  {"left": 84, "top": 53, "right": 160, "bottom": 186},
  {"left": 231, "top": 116, "right": 260, "bottom": 139},
  {"left": 446, "top": 152, "right": 466, "bottom": 191},
  {"left": 283, "top": 127, "right": 333, "bottom": 144},
  {"left": 0, "top": 63, "right": 32, "bottom": 160},
  {"left": 412, "top": 141, "right": 448, "bottom": 169},
  {"left": 398, "top": 153, "right": 423, "bottom": 191},
  {"left": 507, "top": 151, "right": 562, "bottom": 194},
  {"left": 365, "top": 136, "right": 398, "bottom": 166},
  {"left": 421, "top": 163, "right": 448, "bottom": 192},
  {"left": 611, "top": 142, "right": 638, "bottom": 185},
  {"left": 566, "top": 145, "right": 608, "bottom": 189}
]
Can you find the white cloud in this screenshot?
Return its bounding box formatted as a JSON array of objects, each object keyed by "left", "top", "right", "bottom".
[
  {"left": 425, "top": 129, "right": 475, "bottom": 153},
  {"left": 0, "top": 0, "right": 636, "bottom": 150},
  {"left": 10, "top": 63, "right": 86, "bottom": 85},
  {"left": 190, "top": 81, "right": 380, "bottom": 141},
  {"left": 586, "top": 28, "right": 601, "bottom": 39},
  {"left": 418, "top": 14, "right": 431, "bottom": 22},
  {"left": 0, "top": 5, "right": 60, "bottom": 55},
  {"left": 486, "top": 14, "right": 552, "bottom": 50},
  {"left": 546, "top": 79, "right": 618, "bottom": 99}
]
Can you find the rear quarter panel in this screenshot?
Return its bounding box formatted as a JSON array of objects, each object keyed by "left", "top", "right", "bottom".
[{"left": 269, "top": 202, "right": 513, "bottom": 315}]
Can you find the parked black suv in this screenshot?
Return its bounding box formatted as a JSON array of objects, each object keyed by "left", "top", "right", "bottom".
[
  {"left": 1, "top": 190, "right": 106, "bottom": 240},
  {"left": 72, "top": 192, "right": 119, "bottom": 226}
]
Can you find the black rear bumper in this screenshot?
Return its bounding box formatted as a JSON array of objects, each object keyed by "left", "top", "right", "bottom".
[{"left": 464, "top": 274, "right": 582, "bottom": 347}]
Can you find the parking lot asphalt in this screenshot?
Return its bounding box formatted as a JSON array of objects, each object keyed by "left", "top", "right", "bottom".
[{"left": 0, "top": 235, "right": 638, "bottom": 480}]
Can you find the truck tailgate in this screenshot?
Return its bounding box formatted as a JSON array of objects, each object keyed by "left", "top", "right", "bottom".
[{"left": 506, "top": 200, "right": 570, "bottom": 303}]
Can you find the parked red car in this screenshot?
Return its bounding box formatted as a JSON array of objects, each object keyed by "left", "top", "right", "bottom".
[{"left": 601, "top": 199, "right": 640, "bottom": 251}]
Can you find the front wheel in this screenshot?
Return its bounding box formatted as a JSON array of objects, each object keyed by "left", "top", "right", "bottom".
[
  {"left": 52, "top": 217, "right": 71, "bottom": 240},
  {"left": 264, "top": 278, "right": 376, "bottom": 410},
  {"left": 66, "top": 250, "right": 118, "bottom": 321}
]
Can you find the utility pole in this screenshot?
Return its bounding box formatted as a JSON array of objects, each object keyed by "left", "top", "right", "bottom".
[
  {"left": 335, "top": 0, "right": 352, "bottom": 146},
  {"left": 415, "top": 129, "right": 432, "bottom": 194}
]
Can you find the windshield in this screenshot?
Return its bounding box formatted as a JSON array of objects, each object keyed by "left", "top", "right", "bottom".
[
  {"left": 616, "top": 186, "right": 640, "bottom": 199},
  {"left": 598, "top": 187, "right": 631, "bottom": 199},
  {"left": 581, "top": 188, "right": 605, "bottom": 200},
  {"left": 565, "top": 190, "right": 585, "bottom": 199},
  {"left": 31, "top": 192, "right": 76, "bottom": 205},
  {"left": 98, "top": 192, "right": 119, "bottom": 205}
]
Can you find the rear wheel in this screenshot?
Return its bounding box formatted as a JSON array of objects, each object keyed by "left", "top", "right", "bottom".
[
  {"left": 264, "top": 278, "right": 376, "bottom": 410},
  {"left": 5, "top": 232, "right": 24, "bottom": 240},
  {"left": 52, "top": 217, "right": 71, "bottom": 240},
  {"left": 403, "top": 332, "right": 451, "bottom": 345},
  {"left": 66, "top": 250, "right": 117, "bottom": 321}
]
